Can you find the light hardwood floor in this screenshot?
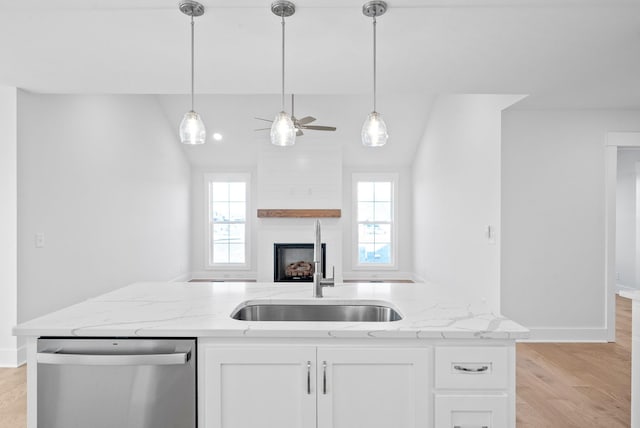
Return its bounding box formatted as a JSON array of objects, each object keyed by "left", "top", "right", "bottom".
[
  {"left": 0, "top": 364, "right": 26, "bottom": 428},
  {"left": 0, "top": 296, "right": 633, "bottom": 428},
  {"left": 516, "top": 295, "right": 632, "bottom": 427}
]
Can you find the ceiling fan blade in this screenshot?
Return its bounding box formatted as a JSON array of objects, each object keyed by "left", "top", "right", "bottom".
[
  {"left": 254, "top": 128, "right": 271, "bottom": 131},
  {"left": 254, "top": 117, "right": 273, "bottom": 123},
  {"left": 297, "top": 116, "right": 316, "bottom": 125},
  {"left": 296, "top": 129, "right": 304, "bottom": 136},
  {"left": 301, "top": 125, "right": 337, "bottom": 131}
]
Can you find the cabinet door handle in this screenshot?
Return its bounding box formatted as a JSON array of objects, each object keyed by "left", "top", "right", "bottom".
[
  {"left": 307, "top": 361, "right": 311, "bottom": 395},
  {"left": 322, "top": 361, "right": 327, "bottom": 395},
  {"left": 453, "top": 364, "right": 489, "bottom": 373}
]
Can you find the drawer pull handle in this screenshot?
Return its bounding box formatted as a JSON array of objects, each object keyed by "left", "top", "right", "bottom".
[
  {"left": 453, "top": 364, "right": 489, "bottom": 373},
  {"left": 306, "top": 361, "right": 311, "bottom": 394},
  {"left": 454, "top": 426, "right": 488, "bottom": 428}
]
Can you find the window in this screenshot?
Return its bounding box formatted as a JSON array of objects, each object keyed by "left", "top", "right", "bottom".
[
  {"left": 206, "top": 173, "right": 250, "bottom": 268},
  {"left": 353, "top": 173, "right": 397, "bottom": 268}
]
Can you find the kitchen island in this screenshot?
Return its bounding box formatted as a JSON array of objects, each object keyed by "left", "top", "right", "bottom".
[{"left": 14, "top": 281, "right": 529, "bottom": 428}]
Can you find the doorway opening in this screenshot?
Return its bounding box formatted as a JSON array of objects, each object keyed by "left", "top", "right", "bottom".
[
  {"left": 605, "top": 132, "right": 640, "bottom": 341},
  {"left": 615, "top": 148, "right": 640, "bottom": 294}
]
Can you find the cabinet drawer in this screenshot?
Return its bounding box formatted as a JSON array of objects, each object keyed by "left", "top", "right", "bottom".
[
  {"left": 435, "top": 346, "right": 509, "bottom": 390},
  {"left": 434, "top": 394, "right": 508, "bottom": 428}
]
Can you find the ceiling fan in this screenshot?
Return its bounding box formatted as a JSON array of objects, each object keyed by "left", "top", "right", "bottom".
[{"left": 255, "top": 94, "right": 337, "bottom": 137}]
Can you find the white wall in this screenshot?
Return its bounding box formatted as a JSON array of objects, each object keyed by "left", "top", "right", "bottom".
[
  {"left": 0, "top": 87, "right": 19, "bottom": 366},
  {"left": 412, "top": 94, "right": 524, "bottom": 312},
  {"left": 18, "top": 93, "right": 191, "bottom": 324},
  {"left": 501, "top": 109, "right": 640, "bottom": 341},
  {"left": 188, "top": 139, "right": 416, "bottom": 282},
  {"left": 617, "top": 149, "right": 640, "bottom": 290}
]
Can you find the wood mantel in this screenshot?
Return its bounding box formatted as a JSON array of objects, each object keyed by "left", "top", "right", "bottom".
[{"left": 257, "top": 209, "right": 341, "bottom": 218}]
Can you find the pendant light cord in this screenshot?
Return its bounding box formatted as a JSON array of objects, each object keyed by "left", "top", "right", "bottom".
[
  {"left": 373, "top": 15, "right": 377, "bottom": 113},
  {"left": 281, "top": 14, "right": 286, "bottom": 112},
  {"left": 190, "top": 15, "right": 195, "bottom": 112}
]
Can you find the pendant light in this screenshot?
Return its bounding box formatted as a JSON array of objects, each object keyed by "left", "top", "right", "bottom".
[
  {"left": 270, "top": 1, "right": 296, "bottom": 147},
  {"left": 179, "top": 0, "right": 206, "bottom": 145},
  {"left": 361, "top": 1, "right": 388, "bottom": 147}
]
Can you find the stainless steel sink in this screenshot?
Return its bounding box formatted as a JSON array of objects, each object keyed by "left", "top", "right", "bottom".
[{"left": 231, "top": 300, "right": 402, "bottom": 322}]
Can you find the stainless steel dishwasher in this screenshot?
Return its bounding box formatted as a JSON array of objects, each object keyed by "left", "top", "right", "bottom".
[{"left": 37, "top": 338, "right": 196, "bottom": 428}]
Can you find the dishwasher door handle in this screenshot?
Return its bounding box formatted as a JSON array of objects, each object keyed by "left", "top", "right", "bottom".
[{"left": 37, "top": 351, "right": 190, "bottom": 366}]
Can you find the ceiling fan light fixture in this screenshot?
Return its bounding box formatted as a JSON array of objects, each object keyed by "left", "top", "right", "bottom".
[
  {"left": 270, "top": 0, "right": 296, "bottom": 147},
  {"left": 362, "top": 0, "right": 388, "bottom": 148},
  {"left": 179, "top": 0, "right": 206, "bottom": 145}
]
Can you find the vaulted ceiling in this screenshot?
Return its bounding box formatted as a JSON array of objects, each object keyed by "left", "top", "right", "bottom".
[{"left": 2, "top": 0, "right": 639, "bottom": 165}]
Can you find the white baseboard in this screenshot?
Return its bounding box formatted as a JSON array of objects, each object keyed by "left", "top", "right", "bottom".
[
  {"left": 519, "top": 327, "right": 610, "bottom": 343},
  {"left": 169, "top": 272, "right": 192, "bottom": 282},
  {"left": 412, "top": 274, "right": 427, "bottom": 284},
  {"left": 189, "top": 271, "right": 258, "bottom": 281},
  {"left": 342, "top": 271, "right": 415, "bottom": 281},
  {"left": 0, "top": 345, "right": 26, "bottom": 368}
]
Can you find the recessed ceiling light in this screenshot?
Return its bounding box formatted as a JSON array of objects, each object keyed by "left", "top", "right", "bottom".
[{"left": 212, "top": 133, "right": 223, "bottom": 141}]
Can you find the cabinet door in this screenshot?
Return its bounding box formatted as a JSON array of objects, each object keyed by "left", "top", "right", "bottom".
[
  {"left": 317, "top": 348, "right": 431, "bottom": 428},
  {"left": 200, "top": 346, "right": 316, "bottom": 428}
]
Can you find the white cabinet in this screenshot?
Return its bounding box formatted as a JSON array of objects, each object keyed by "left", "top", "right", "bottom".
[
  {"left": 200, "top": 343, "right": 431, "bottom": 428},
  {"left": 434, "top": 394, "right": 508, "bottom": 428},
  {"left": 200, "top": 346, "right": 316, "bottom": 428},
  {"left": 433, "top": 346, "right": 515, "bottom": 428},
  {"left": 317, "top": 348, "right": 431, "bottom": 428},
  {"left": 199, "top": 340, "right": 516, "bottom": 428}
]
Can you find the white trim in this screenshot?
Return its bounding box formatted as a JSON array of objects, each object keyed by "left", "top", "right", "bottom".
[
  {"left": 169, "top": 272, "right": 192, "bottom": 283},
  {"left": 519, "top": 327, "right": 609, "bottom": 343},
  {"left": 607, "top": 132, "right": 640, "bottom": 147},
  {"left": 0, "top": 345, "right": 26, "bottom": 368},
  {"left": 605, "top": 144, "right": 618, "bottom": 342},
  {"left": 189, "top": 270, "right": 258, "bottom": 281},
  {"left": 342, "top": 270, "right": 415, "bottom": 281},
  {"left": 351, "top": 172, "right": 399, "bottom": 270},
  {"left": 412, "top": 273, "right": 427, "bottom": 284},
  {"left": 605, "top": 132, "right": 640, "bottom": 343},
  {"left": 27, "top": 337, "right": 37, "bottom": 428},
  {"left": 204, "top": 172, "right": 252, "bottom": 270}
]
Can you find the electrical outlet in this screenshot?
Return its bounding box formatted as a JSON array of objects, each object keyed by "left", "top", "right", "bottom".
[{"left": 35, "top": 233, "right": 45, "bottom": 248}]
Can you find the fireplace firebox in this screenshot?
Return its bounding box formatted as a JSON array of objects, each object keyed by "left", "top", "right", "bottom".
[{"left": 274, "top": 243, "right": 326, "bottom": 282}]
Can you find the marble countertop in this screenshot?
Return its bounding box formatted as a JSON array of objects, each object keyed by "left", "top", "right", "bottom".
[{"left": 13, "top": 282, "right": 529, "bottom": 340}]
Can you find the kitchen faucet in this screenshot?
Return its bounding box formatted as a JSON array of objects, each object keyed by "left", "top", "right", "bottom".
[{"left": 313, "top": 219, "right": 334, "bottom": 298}]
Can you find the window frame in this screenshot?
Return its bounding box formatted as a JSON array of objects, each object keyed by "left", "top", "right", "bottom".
[
  {"left": 352, "top": 172, "right": 398, "bottom": 270},
  {"left": 204, "top": 172, "right": 251, "bottom": 270}
]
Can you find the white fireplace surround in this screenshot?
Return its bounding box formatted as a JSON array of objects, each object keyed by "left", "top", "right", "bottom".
[{"left": 256, "top": 218, "right": 343, "bottom": 284}]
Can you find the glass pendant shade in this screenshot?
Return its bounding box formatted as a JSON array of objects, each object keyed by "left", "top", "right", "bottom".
[
  {"left": 179, "top": 110, "right": 206, "bottom": 145},
  {"left": 361, "top": 111, "right": 388, "bottom": 147},
  {"left": 270, "top": 111, "right": 296, "bottom": 146}
]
